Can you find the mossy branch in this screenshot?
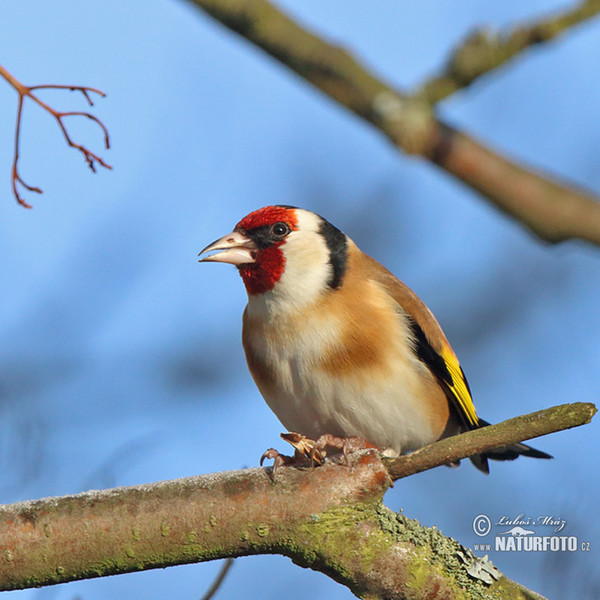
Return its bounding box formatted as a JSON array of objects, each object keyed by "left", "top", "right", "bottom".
[
  {"left": 0, "top": 454, "right": 539, "bottom": 599},
  {"left": 0, "top": 402, "right": 594, "bottom": 598},
  {"left": 183, "top": 0, "right": 600, "bottom": 245}
]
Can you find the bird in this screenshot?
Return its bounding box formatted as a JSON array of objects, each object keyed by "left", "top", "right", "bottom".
[{"left": 198, "top": 205, "right": 552, "bottom": 473}]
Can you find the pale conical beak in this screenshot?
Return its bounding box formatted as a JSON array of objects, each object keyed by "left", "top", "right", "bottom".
[{"left": 198, "top": 230, "right": 257, "bottom": 265}]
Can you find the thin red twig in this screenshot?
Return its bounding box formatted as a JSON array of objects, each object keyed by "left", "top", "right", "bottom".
[{"left": 0, "top": 64, "right": 111, "bottom": 208}]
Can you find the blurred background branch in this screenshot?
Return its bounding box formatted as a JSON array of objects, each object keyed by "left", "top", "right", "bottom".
[
  {"left": 184, "top": 0, "right": 600, "bottom": 245},
  {"left": 416, "top": 0, "right": 600, "bottom": 103},
  {"left": 200, "top": 558, "right": 234, "bottom": 600}
]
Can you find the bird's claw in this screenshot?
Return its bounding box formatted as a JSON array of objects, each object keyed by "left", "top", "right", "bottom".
[
  {"left": 259, "top": 433, "right": 324, "bottom": 479},
  {"left": 260, "top": 448, "right": 281, "bottom": 467},
  {"left": 260, "top": 447, "right": 295, "bottom": 480}
]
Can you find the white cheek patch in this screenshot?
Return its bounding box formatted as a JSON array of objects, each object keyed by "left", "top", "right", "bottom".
[
  {"left": 245, "top": 209, "right": 343, "bottom": 317},
  {"left": 273, "top": 210, "right": 333, "bottom": 312}
]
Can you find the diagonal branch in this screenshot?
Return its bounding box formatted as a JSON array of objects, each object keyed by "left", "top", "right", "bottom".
[
  {"left": 0, "top": 401, "right": 594, "bottom": 598},
  {"left": 0, "top": 64, "right": 111, "bottom": 209},
  {"left": 387, "top": 401, "right": 596, "bottom": 480},
  {"left": 183, "top": 0, "right": 600, "bottom": 246},
  {"left": 416, "top": 0, "right": 600, "bottom": 104}
]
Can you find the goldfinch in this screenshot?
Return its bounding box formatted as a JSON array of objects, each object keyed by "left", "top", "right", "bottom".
[{"left": 199, "top": 206, "right": 551, "bottom": 473}]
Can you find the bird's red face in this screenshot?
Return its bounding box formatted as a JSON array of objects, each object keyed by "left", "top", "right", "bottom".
[{"left": 199, "top": 205, "right": 299, "bottom": 295}]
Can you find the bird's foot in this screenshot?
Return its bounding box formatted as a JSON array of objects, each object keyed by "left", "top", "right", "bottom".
[
  {"left": 309, "top": 434, "right": 377, "bottom": 467},
  {"left": 260, "top": 432, "right": 377, "bottom": 478}
]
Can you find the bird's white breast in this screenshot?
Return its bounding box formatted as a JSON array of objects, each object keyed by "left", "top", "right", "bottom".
[{"left": 243, "top": 281, "right": 439, "bottom": 455}]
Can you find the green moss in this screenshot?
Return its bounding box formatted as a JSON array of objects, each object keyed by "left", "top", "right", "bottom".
[
  {"left": 375, "top": 503, "right": 502, "bottom": 600},
  {"left": 187, "top": 531, "right": 198, "bottom": 543},
  {"left": 256, "top": 524, "right": 270, "bottom": 537},
  {"left": 288, "top": 501, "right": 384, "bottom": 586},
  {"left": 283, "top": 499, "right": 507, "bottom": 600},
  {"left": 404, "top": 556, "right": 451, "bottom": 597}
]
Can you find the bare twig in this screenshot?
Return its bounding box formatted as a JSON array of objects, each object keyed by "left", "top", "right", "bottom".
[
  {"left": 184, "top": 0, "right": 600, "bottom": 245},
  {"left": 0, "top": 63, "right": 111, "bottom": 209},
  {"left": 387, "top": 401, "right": 596, "bottom": 481},
  {"left": 200, "top": 558, "right": 234, "bottom": 600},
  {"left": 416, "top": 0, "right": 600, "bottom": 104}
]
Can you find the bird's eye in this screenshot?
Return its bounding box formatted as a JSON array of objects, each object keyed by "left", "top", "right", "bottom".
[{"left": 271, "top": 222, "right": 290, "bottom": 238}]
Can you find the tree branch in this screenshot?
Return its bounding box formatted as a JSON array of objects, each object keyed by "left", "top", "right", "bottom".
[
  {"left": 0, "top": 63, "right": 111, "bottom": 209},
  {"left": 0, "top": 453, "right": 539, "bottom": 599},
  {"left": 0, "top": 402, "right": 594, "bottom": 598},
  {"left": 387, "top": 401, "right": 596, "bottom": 480},
  {"left": 416, "top": 0, "right": 600, "bottom": 104},
  {"left": 183, "top": 0, "right": 600, "bottom": 245}
]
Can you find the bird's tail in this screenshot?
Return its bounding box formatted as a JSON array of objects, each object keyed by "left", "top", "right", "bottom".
[{"left": 469, "top": 418, "right": 553, "bottom": 474}]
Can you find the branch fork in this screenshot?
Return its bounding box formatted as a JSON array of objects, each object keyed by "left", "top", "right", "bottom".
[{"left": 0, "top": 64, "right": 111, "bottom": 208}]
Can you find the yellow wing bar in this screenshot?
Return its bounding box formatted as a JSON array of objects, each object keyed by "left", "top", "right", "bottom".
[{"left": 440, "top": 345, "right": 478, "bottom": 427}]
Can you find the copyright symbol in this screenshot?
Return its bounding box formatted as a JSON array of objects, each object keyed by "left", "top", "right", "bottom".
[{"left": 473, "top": 514, "right": 491, "bottom": 537}]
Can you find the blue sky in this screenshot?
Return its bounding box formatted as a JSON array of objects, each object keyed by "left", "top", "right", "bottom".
[{"left": 1, "top": 1, "right": 599, "bottom": 598}]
